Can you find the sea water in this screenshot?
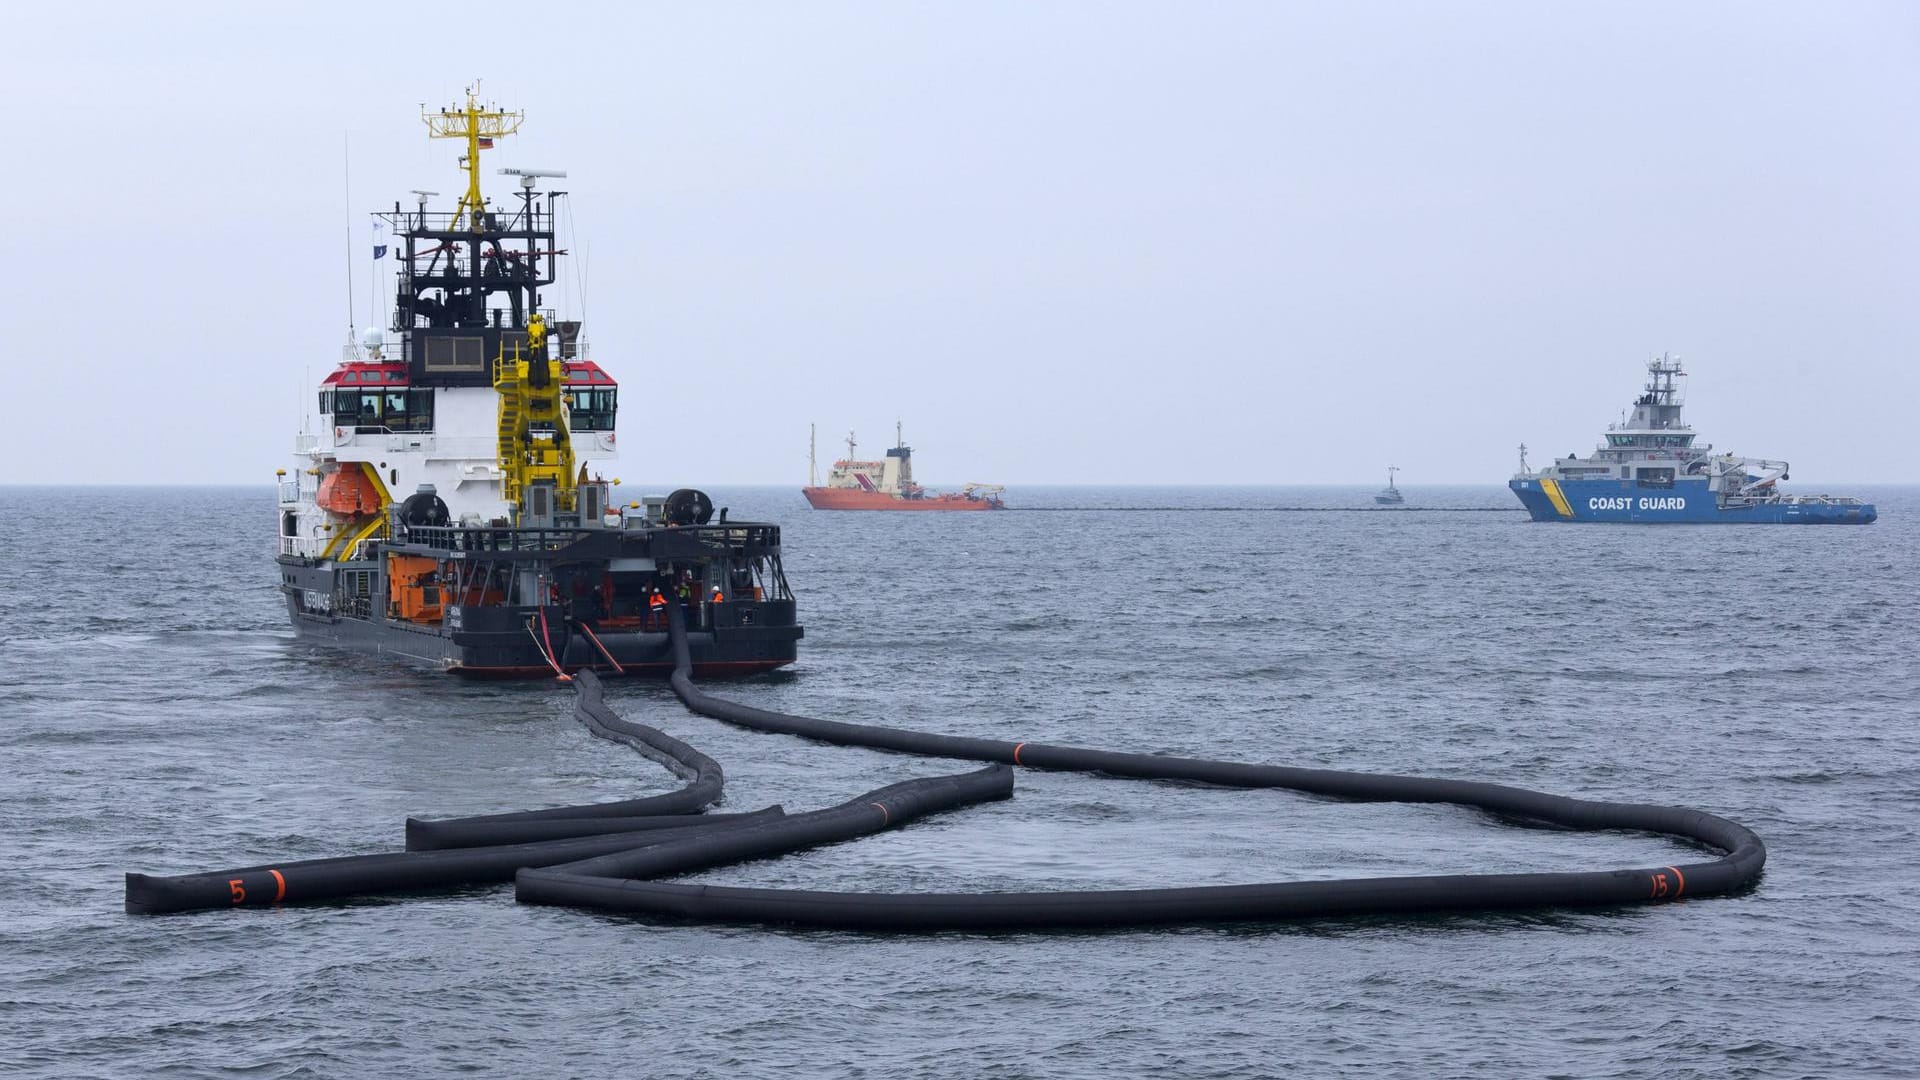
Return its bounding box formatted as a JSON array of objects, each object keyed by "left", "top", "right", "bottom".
[{"left": 2, "top": 485, "right": 1916, "bottom": 1078}]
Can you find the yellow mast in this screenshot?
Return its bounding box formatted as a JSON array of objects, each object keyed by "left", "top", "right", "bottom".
[{"left": 422, "top": 86, "right": 523, "bottom": 231}]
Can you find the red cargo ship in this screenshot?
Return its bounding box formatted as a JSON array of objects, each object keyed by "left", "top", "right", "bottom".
[{"left": 801, "top": 425, "right": 1005, "bottom": 511}]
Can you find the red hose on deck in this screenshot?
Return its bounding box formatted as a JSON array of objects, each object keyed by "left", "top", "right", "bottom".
[
  {"left": 535, "top": 607, "right": 571, "bottom": 682},
  {"left": 578, "top": 623, "right": 625, "bottom": 675}
]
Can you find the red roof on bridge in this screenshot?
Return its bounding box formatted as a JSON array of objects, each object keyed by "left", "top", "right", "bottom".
[{"left": 321, "top": 360, "right": 616, "bottom": 387}]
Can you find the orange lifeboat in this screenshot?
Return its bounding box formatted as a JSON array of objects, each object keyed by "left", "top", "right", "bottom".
[{"left": 317, "top": 465, "right": 382, "bottom": 516}]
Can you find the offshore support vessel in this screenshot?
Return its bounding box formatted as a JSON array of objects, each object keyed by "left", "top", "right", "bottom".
[
  {"left": 275, "top": 92, "right": 803, "bottom": 676},
  {"left": 1509, "top": 356, "right": 1875, "bottom": 524},
  {"left": 801, "top": 424, "right": 1005, "bottom": 510}
]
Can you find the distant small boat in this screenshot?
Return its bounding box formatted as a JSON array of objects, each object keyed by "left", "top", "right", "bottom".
[{"left": 1374, "top": 466, "right": 1404, "bottom": 505}]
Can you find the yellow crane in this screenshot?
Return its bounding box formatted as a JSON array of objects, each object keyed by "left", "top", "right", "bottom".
[{"left": 493, "top": 313, "right": 577, "bottom": 513}]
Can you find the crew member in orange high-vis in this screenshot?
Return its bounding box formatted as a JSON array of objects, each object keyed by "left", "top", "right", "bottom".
[
  {"left": 648, "top": 588, "right": 668, "bottom": 614},
  {"left": 709, "top": 586, "right": 724, "bottom": 604}
]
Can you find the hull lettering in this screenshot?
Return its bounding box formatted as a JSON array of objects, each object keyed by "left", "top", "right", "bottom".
[{"left": 1586, "top": 496, "right": 1687, "bottom": 512}]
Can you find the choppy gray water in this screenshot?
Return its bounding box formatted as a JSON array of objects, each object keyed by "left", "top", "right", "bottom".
[{"left": 3, "top": 485, "right": 1917, "bottom": 1078}]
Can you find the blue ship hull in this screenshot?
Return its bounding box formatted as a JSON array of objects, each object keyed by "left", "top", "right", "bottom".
[{"left": 1509, "top": 477, "right": 1875, "bottom": 524}]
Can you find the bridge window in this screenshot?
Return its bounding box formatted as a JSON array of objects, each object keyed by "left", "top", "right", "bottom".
[
  {"left": 566, "top": 388, "right": 617, "bottom": 431},
  {"left": 326, "top": 388, "right": 434, "bottom": 432}
]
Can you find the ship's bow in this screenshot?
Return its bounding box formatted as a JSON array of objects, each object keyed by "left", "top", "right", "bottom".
[{"left": 1509, "top": 478, "right": 1569, "bottom": 522}]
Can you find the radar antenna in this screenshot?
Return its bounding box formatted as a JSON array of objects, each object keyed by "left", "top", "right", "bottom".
[
  {"left": 422, "top": 86, "right": 524, "bottom": 230},
  {"left": 498, "top": 167, "right": 568, "bottom": 189}
]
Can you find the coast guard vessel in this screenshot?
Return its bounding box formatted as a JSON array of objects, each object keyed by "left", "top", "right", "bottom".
[
  {"left": 274, "top": 91, "right": 803, "bottom": 675},
  {"left": 1509, "top": 356, "right": 1875, "bottom": 524}
]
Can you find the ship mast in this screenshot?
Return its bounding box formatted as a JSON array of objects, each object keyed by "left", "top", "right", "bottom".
[
  {"left": 422, "top": 86, "right": 524, "bottom": 232},
  {"left": 809, "top": 423, "right": 817, "bottom": 487},
  {"left": 404, "top": 90, "right": 578, "bottom": 521}
]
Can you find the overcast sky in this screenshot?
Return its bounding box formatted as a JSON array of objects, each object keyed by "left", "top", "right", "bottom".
[{"left": 3, "top": 2, "right": 1914, "bottom": 486}]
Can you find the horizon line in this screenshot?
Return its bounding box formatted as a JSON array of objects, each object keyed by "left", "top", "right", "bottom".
[{"left": 2, "top": 480, "right": 1911, "bottom": 489}]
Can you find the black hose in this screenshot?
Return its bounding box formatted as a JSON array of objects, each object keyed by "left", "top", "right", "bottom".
[
  {"left": 400, "top": 668, "right": 724, "bottom": 839},
  {"left": 407, "top": 811, "right": 775, "bottom": 852},
  {"left": 127, "top": 668, "right": 731, "bottom": 914},
  {"left": 545, "top": 604, "right": 1765, "bottom": 931},
  {"left": 125, "top": 812, "right": 782, "bottom": 914},
  {"left": 560, "top": 666, "right": 724, "bottom": 815},
  {"left": 516, "top": 766, "right": 1013, "bottom": 907}
]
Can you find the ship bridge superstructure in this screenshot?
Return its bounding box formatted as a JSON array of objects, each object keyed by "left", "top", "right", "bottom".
[
  {"left": 823, "top": 428, "right": 921, "bottom": 497},
  {"left": 286, "top": 88, "right": 619, "bottom": 559},
  {"left": 1582, "top": 356, "right": 1710, "bottom": 468},
  {"left": 1522, "top": 356, "right": 1760, "bottom": 491}
]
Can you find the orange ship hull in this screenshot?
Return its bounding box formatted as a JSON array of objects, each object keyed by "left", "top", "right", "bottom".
[{"left": 802, "top": 487, "right": 1003, "bottom": 511}]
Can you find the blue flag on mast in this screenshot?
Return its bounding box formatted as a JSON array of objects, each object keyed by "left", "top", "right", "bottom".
[{"left": 372, "top": 220, "right": 387, "bottom": 260}]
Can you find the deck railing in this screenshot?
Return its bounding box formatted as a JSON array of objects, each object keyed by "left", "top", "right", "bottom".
[
  {"left": 278, "top": 536, "right": 332, "bottom": 559},
  {"left": 393, "top": 521, "right": 784, "bottom": 556}
]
